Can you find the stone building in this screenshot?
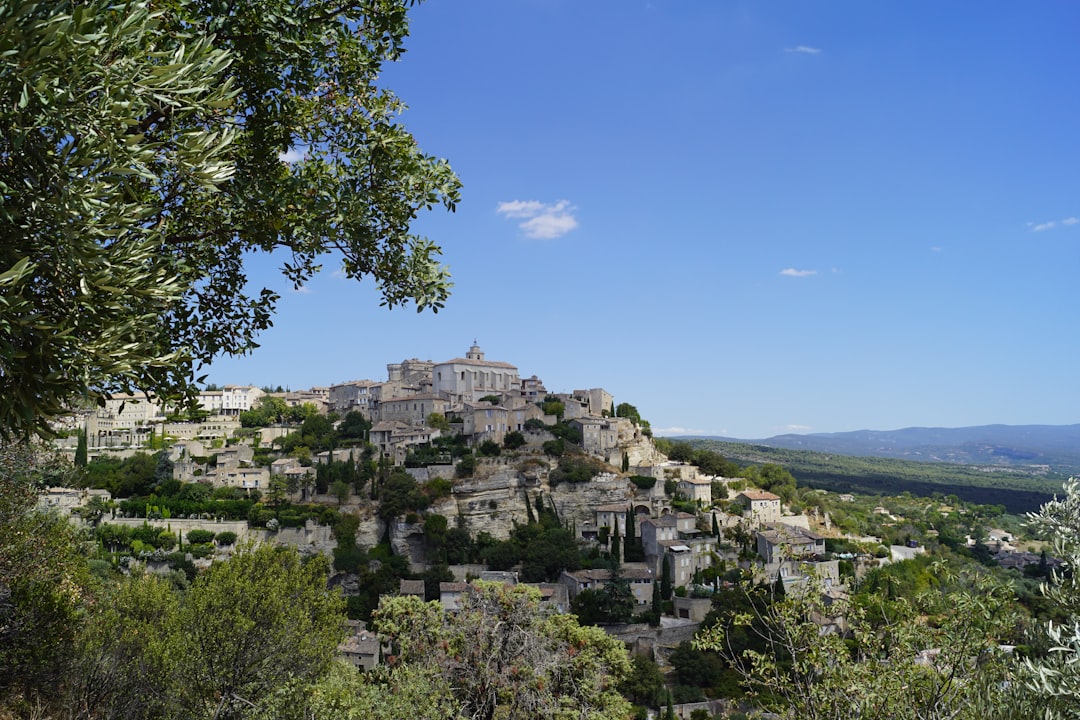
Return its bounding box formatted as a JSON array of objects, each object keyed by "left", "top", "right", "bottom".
[
  {"left": 432, "top": 343, "right": 521, "bottom": 404},
  {"left": 738, "top": 489, "right": 782, "bottom": 526}
]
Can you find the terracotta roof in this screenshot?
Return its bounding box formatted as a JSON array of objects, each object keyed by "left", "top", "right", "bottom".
[
  {"left": 437, "top": 357, "right": 518, "bottom": 370},
  {"left": 399, "top": 579, "right": 425, "bottom": 596},
  {"left": 740, "top": 490, "right": 781, "bottom": 501}
]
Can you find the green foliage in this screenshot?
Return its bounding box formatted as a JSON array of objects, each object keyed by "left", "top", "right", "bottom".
[
  {"left": 1019, "top": 479, "right": 1080, "bottom": 717},
  {"left": 629, "top": 475, "right": 657, "bottom": 490},
  {"left": 373, "top": 583, "right": 632, "bottom": 720},
  {"left": 620, "top": 654, "right": 666, "bottom": 708},
  {"left": 571, "top": 564, "right": 635, "bottom": 626},
  {"left": 0, "top": 445, "right": 89, "bottom": 701},
  {"left": 541, "top": 399, "right": 565, "bottom": 420},
  {"left": 0, "top": 0, "right": 460, "bottom": 439},
  {"left": 615, "top": 403, "right": 641, "bottom": 424},
  {"left": 456, "top": 453, "right": 476, "bottom": 478},
  {"left": 478, "top": 439, "right": 501, "bottom": 457},
  {"left": 503, "top": 430, "right": 526, "bottom": 450},
  {"left": 542, "top": 439, "right": 565, "bottom": 457},
  {"left": 378, "top": 472, "right": 429, "bottom": 520},
  {"left": 215, "top": 531, "right": 237, "bottom": 546},
  {"left": 186, "top": 529, "right": 215, "bottom": 545},
  {"left": 426, "top": 412, "right": 452, "bottom": 432},
  {"left": 687, "top": 440, "right": 1061, "bottom": 514},
  {"left": 85, "top": 451, "right": 161, "bottom": 497},
  {"left": 71, "top": 544, "right": 345, "bottom": 719},
  {"left": 696, "top": 568, "right": 1032, "bottom": 719},
  {"left": 549, "top": 454, "right": 607, "bottom": 487}
]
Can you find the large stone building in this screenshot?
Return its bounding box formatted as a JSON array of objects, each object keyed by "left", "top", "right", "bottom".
[{"left": 432, "top": 343, "right": 520, "bottom": 404}]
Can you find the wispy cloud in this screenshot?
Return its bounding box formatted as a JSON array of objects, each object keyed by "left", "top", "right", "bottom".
[
  {"left": 782, "top": 424, "right": 812, "bottom": 433},
  {"left": 1028, "top": 216, "right": 1080, "bottom": 232},
  {"left": 496, "top": 199, "right": 579, "bottom": 239},
  {"left": 780, "top": 268, "right": 817, "bottom": 277},
  {"left": 785, "top": 45, "right": 822, "bottom": 54}
]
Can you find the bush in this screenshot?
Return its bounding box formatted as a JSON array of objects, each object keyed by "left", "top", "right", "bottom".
[
  {"left": 186, "top": 529, "right": 215, "bottom": 545},
  {"left": 542, "top": 439, "right": 565, "bottom": 457},
  {"left": 188, "top": 543, "right": 214, "bottom": 558},
  {"left": 478, "top": 440, "right": 501, "bottom": 457},
  {"left": 503, "top": 431, "right": 526, "bottom": 450},
  {"left": 456, "top": 454, "right": 476, "bottom": 478},
  {"left": 215, "top": 531, "right": 238, "bottom": 546},
  {"left": 629, "top": 475, "right": 656, "bottom": 490}
]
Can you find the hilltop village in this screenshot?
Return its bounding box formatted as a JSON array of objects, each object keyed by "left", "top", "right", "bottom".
[
  {"left": 60, "top": 345, "right": 911, "bottom": 601},
  {"left": 35, "top": 343, "right": 1070, "bottom": 717}
]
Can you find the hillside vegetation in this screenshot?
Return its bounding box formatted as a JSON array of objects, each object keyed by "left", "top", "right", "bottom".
[{"left": 685, "top": 439, "right": 1067, "bottom": 514}]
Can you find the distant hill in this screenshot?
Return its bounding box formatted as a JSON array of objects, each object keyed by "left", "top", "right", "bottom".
[
  {"left": 681, "top": 424, "right": 1080, "bottom": 474},
  {"left": 682, "top": 438, "right": 1065, "bottom": 514}
]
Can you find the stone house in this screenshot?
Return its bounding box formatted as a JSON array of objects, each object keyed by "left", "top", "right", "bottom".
[
  {"left": 677, "top": 476, "right": 713, "bottom": 505},
  {"left": 558, "top": 564, "right": 655, "bottom": 607},
  {"left": 377, "top": 393, "right": 450, "bottom": 426},
  {"left": 569, "top": 417, "right": 621, "bottom": 457},
  {"left": 738, "top": 489, "right": 782, "bottom": 526},
  {"left": 399, "top": 579, "right": 425, "bottom": 599},
  {"left": 519, "top": 375, "right": 547, "bottom": 403},
  {"left": 460, "top": 403, "right": 510, "bottom": 444},
  {"left": 338, "top": 627, "right": 385, "bottom": 671},
  {"left": 328, "top": 379, "right": 380, "bottom": 416},
  {"left": 641, "top": 513, "right": 715, "bottom": 588},
  {"left": 756, "top": 525, "right": 826, "bottom": 565},
  {"left": 439, "top": 581, "right": 470, "bottom": 611}
]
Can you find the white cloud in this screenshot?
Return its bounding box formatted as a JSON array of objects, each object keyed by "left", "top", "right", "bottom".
[
  {"left": 1028, "top": 216, "right": 1080, "bottom": 232},
  {"left": 495, "top": 200, "right": 547, "bottom": 218},
  {"left": 783, "top": 424, "right": 813, "bottom": 433},
  {"left": 779, "top": 268, "right": 817, "bottom": 277},
  {"left": 496, "top": 199, "right": 578, "bottom": 239},
  {"left": 785, "top": 45, "right": 822, "bottom": 54},
  {"left": 278, "top": 147, "right": 306, "bottom": 164},
  {"left": 655, "top": 427, "right": 708, "bottom": 436}
]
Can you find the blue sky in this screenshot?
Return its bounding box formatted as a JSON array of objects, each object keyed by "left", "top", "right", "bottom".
[{"left": 207, "top": 1, "right": 1080, "bottom": 439}]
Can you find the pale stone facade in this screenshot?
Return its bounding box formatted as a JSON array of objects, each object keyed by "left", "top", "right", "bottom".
[
  {"left": 377, "top": 393, "right": 449, "bottom": 426},
  {"left": 677, "top": 476, "right": 713, "bottom": 505},
  {"left": 432, "top": 343, "right": 520, "bottom": 404},
  {"left": 739, "top": 490, "right": 782, "bottom": 526},
  {"left": 328, "top": 380, "right": 379, "bottom": 416}
]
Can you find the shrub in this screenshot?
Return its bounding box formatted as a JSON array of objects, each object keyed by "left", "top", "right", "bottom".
[
  {"left": 629, "top": 475, "right": 656, "bottom": 490},
  {"left": 478, "top": 440, "right": 501, "bottom": 457},
  {"left": 542, "top": 439, "right": 565, "bottom": 457},
  {"left": 503, "top": 431, "right": 526, "bottom": 450},
  {"left": 188, "top": 543, "right": 214, "bottom": 559},
  {"left": 186, "top": 529, "right": 215, "bottom": 545},
  {"left": 215, "top": 531, "right": 238, "bottom": 546},
  {"left": 456, "top": 454, "right": 476, "bottom": 478}
]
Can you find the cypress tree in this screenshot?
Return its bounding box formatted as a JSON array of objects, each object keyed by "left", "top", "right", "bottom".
[
  {"left": 661, "top": 555, "right": 673, "bottom": 600},
  {"left": 712, "top": 512, "right": 720, "bottom": 538},
  {"left": 75, "top": 428, "right": 88, "bottom": 467},
  {"left": 611, "top": 525, "right": 621, "bottom": 563},
  {"left": 525, "top": 492, "right": 536, "bottom": 524},
  {"left": 650, "top": 581, "right": 662, "bottom": 626}
]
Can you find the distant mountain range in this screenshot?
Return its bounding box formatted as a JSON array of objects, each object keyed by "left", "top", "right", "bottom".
[{"left": 682, "top": 424, "right": 1080, "bottom": 473}]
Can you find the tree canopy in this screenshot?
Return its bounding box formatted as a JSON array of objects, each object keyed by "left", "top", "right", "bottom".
[{"left": 0, "top": 0, "right": 460, "bottom": 437}]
